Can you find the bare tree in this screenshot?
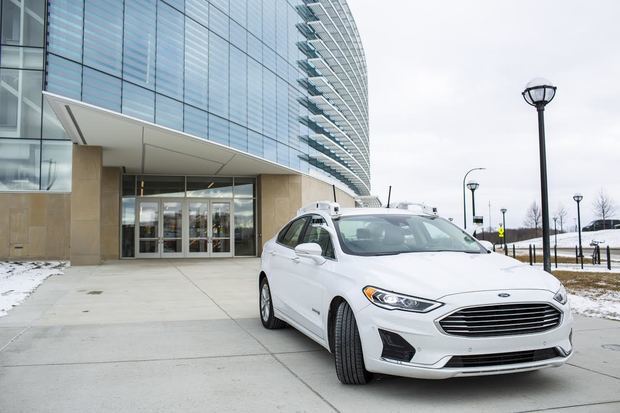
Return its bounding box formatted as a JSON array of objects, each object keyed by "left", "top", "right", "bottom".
[
  {"left": 555, "top": 204, "right": 568, "bottom": 232},
  {"left": 592, "top": 189, "right": 616, "bottom": 229},
  {"left": 524, "top": 201, "right": 542, "bottom": 235}
]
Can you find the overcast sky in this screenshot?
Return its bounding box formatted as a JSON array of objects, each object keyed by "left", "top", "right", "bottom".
[{"left": 348, "top": 0, "right": 620, "bottom": 230}]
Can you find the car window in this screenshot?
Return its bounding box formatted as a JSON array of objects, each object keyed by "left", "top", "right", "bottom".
[
  {"left": 302, "top": 218, "right": 335, "bottom": 259},
  {"left": 334, "top": 214, "right": 483, "bottom": 256},
  {"left": 280, "top": 217, "right": 308, "bottom": 248}
]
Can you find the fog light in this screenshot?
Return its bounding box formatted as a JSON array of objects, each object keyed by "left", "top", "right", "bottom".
[{"left": 378, "top": 329, "right": 415, "bottom": 362}]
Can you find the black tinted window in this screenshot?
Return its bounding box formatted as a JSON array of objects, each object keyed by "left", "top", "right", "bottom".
[
  {"left": 302, "top": 221, "right": 335, "bottom": 259},
  {"left": 280, "top": 217, "right": 308, "bottom": 248}
]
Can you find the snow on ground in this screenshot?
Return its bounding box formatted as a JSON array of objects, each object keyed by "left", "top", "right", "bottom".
[
  {"left": 529, "top": 263, "right": 620, "bottom": 273},
  {"left": 569, "top": 291, "right": 620, "bottom": 321},
  {"left": 0, "top": 261, "right": 66, "bottom": 317},
  {"left": 513, "top": 229, "right": 620, "bottom": 249}
]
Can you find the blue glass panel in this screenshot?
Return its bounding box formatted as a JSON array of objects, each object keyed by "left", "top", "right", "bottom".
[
  {"left": 275, "top": 0, "right": 288, "bottom": 58},
  {"left": 184, "top": 105, "right": 208, "bottom": 138},
  {"left": 229, "top": 47, "right": 247, "bottom": 126},
  {"left": 82, "top": 67, "right": 121, "bottom": 112},
  {"left": 209, "top": 4, "right": 229, "bottom": 40},
  {"left": 123, "top": 0, "right": 157, "bottom": 89},
  {"left": 184, "top": 20, "right": 209, "bottom": 109},
  {"left": 45, "top": 55, "right": 82, "bottom": 100},
  {"left": 185, "top": 0, "right": 208, "bottom": 27},
  {"left": 289, "top": 149, "right": 301, "bottom": 171},
  {"left": 247, "top": 130, "right": 262, "bottom": 157},
  {"left": 288, "top": 85, "right": 299, "bottom": 149},
  {"left": 263, "top": 136, "right": 277, "bottom": 162},
  {"left": 122, "top": 82, "right": 155, "bottom": 122},
  {"left": 83, "top": 0, "right": 123, "bottom": 76},
  {"left": 247, "top": 34, "right": 261, "bottom": 62},
  {"left": 276, "top": 55, "right": 288, "bottom": 80},
  {"left": 163, "top": 0, "right": 184, "bottom": 12},
  {"left": 210, "top": 0, "right": 229, "bottom": 14},
  {"left": 262, "top": 68, "right": 276, "bottom": 138},
  {"left": 262, "top": 0, "right": 276, "bottom": 49},
  {"left": 262, "top": 45, "right": 276, "bottom": 73},
  {"left": 229, "top": 0, "right": 246, "bottom": 26},
  {"left": 208, "top": 113, "right": 229, "bottom": 145},
  {"left": 47, "top": 0, "right": 84, "bottom": 62},
  {"left": 247, "top": 0, "right": 261, "bottom": 38},
  {"left": 156, "top": 94, "right": 183, "bottom": 130},
  {"left": 287, "top": 6, "right": 299, "bottom": 65},
  {"left": 156, "top": 2, "right": 184, "bottom": 100},
  {"left": 277, "top": 141, "right": 289, "bottom": 166},
  {"left": 208, "top": 35, "right": 228, "bottom": 118},
  {"left": 229, "top": 123, "right": 247, "bottom": 152},
  {"left": 247, "top": 58, "right": 262, "bottom": 132},
  {"left": 276, "top": 77, "right": 288, "bottom": 142},
  {"left": 230, "top": 21, "right": 247, "bottom": 52}
]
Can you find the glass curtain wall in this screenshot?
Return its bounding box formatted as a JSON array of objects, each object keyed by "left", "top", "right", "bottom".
[
  {"left": 0, "top": 0, "right": 71, "bottom": 191},
  {"left": 46, "top": 0, "right": 311, "bottom": 179}
]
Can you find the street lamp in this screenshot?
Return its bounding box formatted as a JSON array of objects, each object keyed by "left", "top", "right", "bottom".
[
  {"left": 553, "top": 216, "right": 558, "bottom": 248},
  {"left": 462, "top": 168, "right": 485, "bottom": 229},
  {"left": 522, "top": 78, "right": 557, "bottom": 273},
  {"left": 500, "top": 208, "right": 507, "bottom": 250},
  {"left": 466, "top": 181, "right": 479, "bottom": 219},
  {"left": 573, "top": 193, "right": 584, "bottom": 269}
]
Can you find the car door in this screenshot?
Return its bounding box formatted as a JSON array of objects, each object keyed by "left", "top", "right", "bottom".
[
  {"left": 268, "top": 216, "right": 309, "bottom": 317},
  {"left": 286, "top": 215, "right": 336, "bottom": 340}
]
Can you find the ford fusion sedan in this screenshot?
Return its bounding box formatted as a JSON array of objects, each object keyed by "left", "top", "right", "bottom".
[{"left": 258, "top": 202, "right": 573, "bottom": 384}]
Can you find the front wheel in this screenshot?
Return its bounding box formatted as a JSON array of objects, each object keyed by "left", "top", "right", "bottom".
[
  {"left": 259, "top": 277, "right": 286, "bottom": 329},
  {"left": 334, "top": 301, "right": 372, "bottom": 384}
]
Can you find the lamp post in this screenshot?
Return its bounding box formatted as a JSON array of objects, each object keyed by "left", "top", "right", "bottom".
[
  {"left": 553, "top": 216, "right": 558, "bottom": 248},
  {"left": 462, "top": 168, "right": 485, "bottom": 229},
  {"left": 466, "top": 181, "right": 479, "bottom": 219},
  {"left": 500, "top": 208, "right": 507, "bottom": 250},
  {"left": 573, "top": 193, "right": 584, "bottom": 269},
  {"left": 522, "top": 78, "right": 557, "bottom": 274}
]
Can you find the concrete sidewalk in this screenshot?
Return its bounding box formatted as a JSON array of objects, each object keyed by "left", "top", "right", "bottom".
[{"left": 1, "top": 259, "right": 619, "bottom": 412}]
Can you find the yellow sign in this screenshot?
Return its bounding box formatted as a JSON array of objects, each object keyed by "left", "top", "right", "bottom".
[{"left": 498, "top": 226, "right": 505, "bottom": 238}]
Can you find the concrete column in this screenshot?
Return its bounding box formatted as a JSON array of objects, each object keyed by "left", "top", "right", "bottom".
[
  {"left": 70, "top": 145, "right": 102, "bottom": 265},
  {"left": 101, "top": 167, "right": 121, "bottom": 260}
]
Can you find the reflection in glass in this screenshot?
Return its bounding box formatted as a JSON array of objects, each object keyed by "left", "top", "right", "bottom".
[
  {"left": 139, "top": 202, "right": 158, "bottom": 238},
  {"left": 186, "top": 176, "right": 232, "bottom": 197},
  {"left": 163, "top": 239, "right": 182, "bottom": 253},
  {"left": 162, "top": 202, "right": 182, "bottom": 238},
  {"left": 234, "top": 199, "right": 255, "bottom": 256},
  {"left": 189, "top": 239, "right": 209, "bottom": 253},
  {"left": 0, "top": 139, "right": 41, "bottom": 191},
  {"left": 121, "top": 198, "right": 135, "bottom": 257},
  {"left": 233, "top": 178, "right": 255, "bottom": 198},
  {"left": 41, "top": 141, "right": 72, "bottom": 192},
  {"left": 212, "top": 202, "right": 231, "bottom": 238},
  {"left": 212, "top": 239, "right": 231, "bottom": 253},
  {"left": 189, "top": 202, "right": 209, "bottom": 238},
  {"left": 139, "top": 240, "right": 158, "bottom": 253},
  {"left": 0, "top": 69, "right": 42, "bottom": 139}
]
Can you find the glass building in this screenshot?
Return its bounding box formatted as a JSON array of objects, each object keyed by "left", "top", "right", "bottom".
[{"left": 0, "top": 0, "right": 369, "bottom": 262}]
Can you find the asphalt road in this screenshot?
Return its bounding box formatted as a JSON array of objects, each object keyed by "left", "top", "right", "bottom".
[{"left": 1, "top": 259, "right": 619, "bottom": 412}]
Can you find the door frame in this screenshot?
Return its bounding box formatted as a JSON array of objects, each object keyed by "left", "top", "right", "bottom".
[{"left": 135, "top": 197, "right": 235, "bottom": 258}]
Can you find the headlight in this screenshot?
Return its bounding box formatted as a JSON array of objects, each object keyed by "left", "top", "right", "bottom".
[
  {"left": 553, "top": 284, "right": 568, "bottom": 305},
  {"left": 363, "top": 286, "right": 443, "bottom": 313}
]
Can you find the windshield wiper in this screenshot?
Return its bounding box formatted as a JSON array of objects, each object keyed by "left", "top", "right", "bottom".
[{"left": 425, "top": 249, "right": 483, "bottom": 254}]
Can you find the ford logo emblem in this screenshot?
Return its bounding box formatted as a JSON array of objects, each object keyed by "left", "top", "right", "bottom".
[{"left": 498, "top": 293, "right": 510, "bottom": 298}]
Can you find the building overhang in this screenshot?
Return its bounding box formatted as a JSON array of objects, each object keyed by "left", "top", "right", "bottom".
[{"left": 44, "top": 92, "right": 300, "bottom": 177}]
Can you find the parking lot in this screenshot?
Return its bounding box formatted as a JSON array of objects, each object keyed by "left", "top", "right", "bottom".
[{"left": 1, "top": 259, "right": 619, "bottom": 412}]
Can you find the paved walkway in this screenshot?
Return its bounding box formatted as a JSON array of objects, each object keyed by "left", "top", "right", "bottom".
[{"left": 1, "top": 259, "right": 619, "bottom": 412}]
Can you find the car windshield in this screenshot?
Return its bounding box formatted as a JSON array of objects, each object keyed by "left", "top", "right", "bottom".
[{"left": 334, "top": 214, "right": 484, "bottom": 256}]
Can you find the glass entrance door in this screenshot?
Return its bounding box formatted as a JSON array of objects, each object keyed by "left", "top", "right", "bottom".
[
  {"left": 137, "top": 200, "right": 160, "bottom": 258},
  {"left": 188, "top": 201, "right": 210, "bottom": 257},
  {"left": 136, "top": 199, "right": 184, "bottom": 258},
  {"left": 210, "top": 201, "right": 232, "bottom": 257}
]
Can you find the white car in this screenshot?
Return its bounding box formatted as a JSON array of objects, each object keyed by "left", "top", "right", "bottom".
[{"left": 259, "top": 202, "right": 573, "bottom": 384}]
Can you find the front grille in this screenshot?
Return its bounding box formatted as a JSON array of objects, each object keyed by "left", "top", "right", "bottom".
[
  {"left": 438, "top": 303, "right": 561, "bottom": 337},
  {"left": 445, "top": 348, "right": 561, "bottom": 368}
]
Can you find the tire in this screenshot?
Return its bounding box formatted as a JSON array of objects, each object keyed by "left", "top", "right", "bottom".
[
  {"left": 259, "top": 277, "right": 286, "bottom": 329},
  {"left": 334, "top": 301, "right": 372, "bottom": 384}
]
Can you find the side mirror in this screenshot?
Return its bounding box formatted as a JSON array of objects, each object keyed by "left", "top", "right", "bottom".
[
  {"left": 479, "top": 240, "right": 493, "bottom": 252},
  {"left": 295, "top": 243, "right": 326, "bottom": 265}
]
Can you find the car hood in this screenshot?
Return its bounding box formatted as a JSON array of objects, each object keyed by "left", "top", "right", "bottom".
[{"left": 354, "top": 252, "right": 561, "bottom": 300}]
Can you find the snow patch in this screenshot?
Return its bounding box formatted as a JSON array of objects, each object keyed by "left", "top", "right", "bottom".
[
  {"left": 0, "top": 261, "right": 66, "bottom": 317},
  {"left": 514, "top": 229, "right": 620, "bottom": 249},
  {"left": 569, "top": 291, "right": 620, "bottom": 321}
]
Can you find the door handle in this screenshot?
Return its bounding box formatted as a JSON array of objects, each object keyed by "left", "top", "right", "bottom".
[{"left": 270, "top": 251, "right": 276, "bottom": 256}]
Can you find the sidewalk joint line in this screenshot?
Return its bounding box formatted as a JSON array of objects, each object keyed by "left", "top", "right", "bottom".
[
  {"left": 566, "top": 362, "right": 620, "bottom": 380},
  {"left": 0, "top": 326, "right": 31, "bottom": 353},
  {"left": 514, "top": 399, "right": 620, "bottom": 412}
]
